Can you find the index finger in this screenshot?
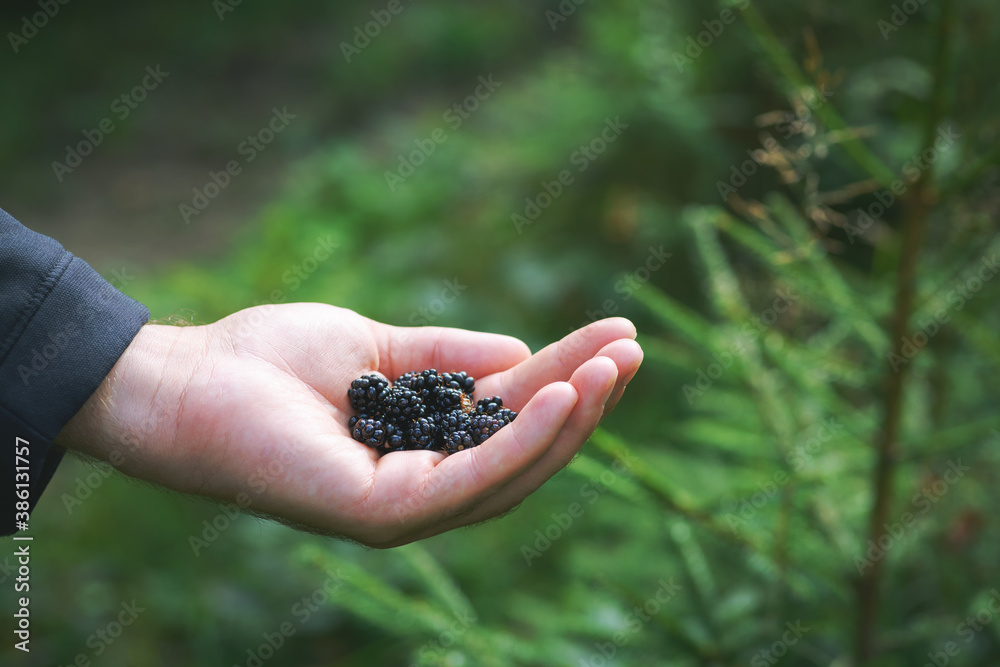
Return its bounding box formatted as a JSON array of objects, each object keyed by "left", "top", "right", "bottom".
[
  {"left": 369, "top": 322, "right": 532, "bottom": 382},
  {"left": 478, "top": 317, "right": 637, "bottom": 410}
]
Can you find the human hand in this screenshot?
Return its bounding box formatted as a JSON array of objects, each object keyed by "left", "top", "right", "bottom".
[{"left": 56, "top": 303, "right": 643, "bottom": 547}]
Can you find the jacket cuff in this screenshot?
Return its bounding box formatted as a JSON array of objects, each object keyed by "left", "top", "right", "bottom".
[{"left": 1, "top": 237, "right": 149, "bottom": 535}]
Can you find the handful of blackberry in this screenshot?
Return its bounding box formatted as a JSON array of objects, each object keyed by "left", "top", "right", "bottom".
[{"left": 347, "top": 369, "right": 517, "bottom": 455}]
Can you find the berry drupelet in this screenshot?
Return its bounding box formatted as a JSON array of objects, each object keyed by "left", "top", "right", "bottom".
[
  {"left": 346, "top": 369, "right": 516, "bottom": 455},
  {"left": 352, "top": 418, "right": 387, "bottom": 448},
  {"left": 407, "top": 417, "right": 438, "bottom": 450},
  {"left": 380, "top": 387, "right": 425, "bottom": 421},
  {"left": 443, "top": 430, "right": 475, "bottom": 454},
  {"left": 440, "top": 371, "right": 475, "bottom": 395},
  {"left": 395, "top": 369, "right": 441, "bottom": 396},
  {"left": 475, "top": 396, "right": 505, "bottom": 416},
  {"left": 348, "top": 374, "right": 389, "bottom": 414}
]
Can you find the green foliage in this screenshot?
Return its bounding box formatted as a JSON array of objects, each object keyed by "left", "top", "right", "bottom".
[{"left": 7, "top": 0, "right": 1000, "bottom": 664}]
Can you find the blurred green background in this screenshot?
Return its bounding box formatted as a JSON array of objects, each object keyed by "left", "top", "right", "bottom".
[{"left": 2, "top": 0, "right": 999, "bottom": 664}]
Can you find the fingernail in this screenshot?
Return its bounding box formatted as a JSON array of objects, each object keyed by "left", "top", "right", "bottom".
[{"left": 601, "top": 380, "right": 615, "bottom": 409}]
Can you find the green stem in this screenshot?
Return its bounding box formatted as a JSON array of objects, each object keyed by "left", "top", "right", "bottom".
[{"left": 854, "top": 0, "right": 954, "bottom": 661}]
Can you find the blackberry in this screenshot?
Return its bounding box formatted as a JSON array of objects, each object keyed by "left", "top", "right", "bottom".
[
  {"left": 380, "top": 387, "right": 425, "bottom": 421},
  {"left": 395, "top": 369, "right": 441, "bottom": 395},
  {"left": 352, "top": 418, "right": 388, "bottom": 448},
  {"left": 385, "top": 423, "right": 407, "bottom": 451},
  {"left": 470, "top": 409, "right": 518, "bottom": 444},
  {"left": 348, "top": 374, "right": 389, "bottom": 413},
  {"left": 470, "top": 415, "right": 504, "bottom": 445},
  {"left": 347, "top": 369, "right": 507, "bottom": 456},
  {"left": 440, "top": 371, "right": 475, "bottom": 395},
  {"left": 407, "top": 417, "right": 438, "bottom": 450},
  {"left": 429, "top": 386, "right": 465, "bottom": 412},
  {"left": 495, "top": 408, "right": 517, "bottom": 425},
  {"left": 443, "top": 430, "right": 474, "bottom": 453},
  {"left": 475, "top": 396, "right": 505, "bottom": 416},
  {"left": 438, "top": 409, "right": 471, "bottom": 435}
]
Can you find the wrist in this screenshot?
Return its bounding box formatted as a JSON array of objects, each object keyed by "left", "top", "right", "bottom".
[{"left": 55, "top": 324, "right": 198, "bottom": 476}]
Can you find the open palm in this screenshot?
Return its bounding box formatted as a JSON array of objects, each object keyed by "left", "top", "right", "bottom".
[{"left": 59, "top": 303, "right": 642, "bottom": 547}]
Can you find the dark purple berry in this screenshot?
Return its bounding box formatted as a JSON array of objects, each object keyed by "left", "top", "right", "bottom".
[
  {"left": 470, "top": 415, "right": 504, "bottom": 445},
  {"left": 444, "top": 430, "right": 474, "bottom": 453},
  {"left": 430, "top": 386, "right": 465, "bottom": 412},
  {"left": 348, "top": 369, "right": 496, "bottom": 455},
  {"left": 352, "top": 418, "right": 388, "bottom": 448},
  {"left": 475, "top": 396, "right": 504, "bottom": 416},
  {"left": 407, "top": 417, "right": 438, "bottom": 450},
  {"left": 440, "top": 371, "right": 475, "bottom": 395},
  {"left": 395, "top": 369, "right": 441, "bottom": 393},
  {"left": 385, "top": 423, "right": 407, "bottom": 451},
  {"left": 438, "top": 409, "right": 471, "bottom": 434},
  {"left": 494, "top": 408, "right": 517, "bottom": 425},
  {"left": 348, "top": 375, "right": 389, "bottom": 413},
  {"left": 381, "top": 387, "right": 425, "bottom": 421}
]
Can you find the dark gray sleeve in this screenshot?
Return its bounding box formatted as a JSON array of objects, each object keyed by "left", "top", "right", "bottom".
[{"left": 1, "top": 207, "right": 149, "bottom": 536}]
